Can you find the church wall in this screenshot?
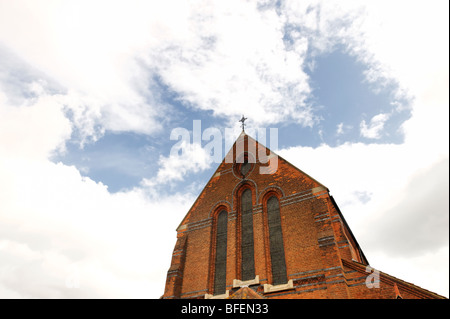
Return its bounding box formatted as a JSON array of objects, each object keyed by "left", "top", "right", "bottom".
[
  {"left": 162, "top": 134, "right": 446, "bottom": 299},
  {"left": 164, "top": 154, "right": 354, "bottom": 298},
  {"left": 179, "top": 227, "right": 211, "bottom": 298}
]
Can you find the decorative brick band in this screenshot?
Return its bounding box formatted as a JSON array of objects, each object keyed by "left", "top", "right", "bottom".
[
  {"left": 180, "top": 187, "right": 330, "bottom": 232},
  {"left": 280, "top": 187, "right": 328, "bottom": 208}
]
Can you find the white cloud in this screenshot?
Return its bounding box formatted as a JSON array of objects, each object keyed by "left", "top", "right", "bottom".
[
  {"left": 141, "top": 0, "right": 315, "bottom": 128},
  {"left": 0, "top": 154, "right": 194, "bottom": 298},
  {"left": 360, "top": 113, "right": 390, "bottom": 139},
  {"left": 0, "top": 80, "right": 194, "bottom": 297},
  {"left": 336, "top": 123, "right": 344, "bottom": 135},
  {"left": 143, "top": 141, "right": 213, "bottom": 188},
  {"left": 368, "top": 246, "right": 449, "bottom": 299},
  {"left": 363, "top": 157, "right": 449, "bottom": 257},
  {"left": 276, "top": 2, "right": 449, "bottom": 287},
  {"left": 336, "top": 122, "right": 353, "bottom": 136},
  {"left": 1, "top": 0, "right": 447, "bottom": 137},
  {"left": 278, "top": 4, "right": 448, "bottom": 297},
  {"left": 0, "top": 86, "right": 72, "bottom": 159},
  {"left": 0, "top": 0, "right": 316, "bottom": 139},
  {"left": 0, "top": 0, "right": 448, "bottom": 299},
  {"left": 277, "top": 10, "right": 449, "bottom": 290},
  {"left": 279, "top": 141, "right": 449, "bottom": 296},
  {"left": 0, "top": 0, "right": 175, "bottom": 139}
]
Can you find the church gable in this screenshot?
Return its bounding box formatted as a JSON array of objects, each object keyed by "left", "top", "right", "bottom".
[
  {"left": 176, "top": 132, "right": 327, "bottom": 232},
  {"left": 163, "top": 130, "right": 446, "bottom": 299}
]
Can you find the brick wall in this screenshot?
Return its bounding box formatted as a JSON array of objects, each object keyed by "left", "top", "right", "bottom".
[{"left": 162, "top": 134, "right": 445, "bottom": 299}]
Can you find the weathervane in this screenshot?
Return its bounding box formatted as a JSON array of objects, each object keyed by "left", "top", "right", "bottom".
[{"left": 239, "top": 115, "right": 247, "bottom": 131}]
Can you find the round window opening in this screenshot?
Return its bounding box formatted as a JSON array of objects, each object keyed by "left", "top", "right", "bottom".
[
  {"left": 240, "top": 160, "right": 251, "bottom": 176},
  {"left": 235, "top": 155, "right": 254, "bottom": 179}
]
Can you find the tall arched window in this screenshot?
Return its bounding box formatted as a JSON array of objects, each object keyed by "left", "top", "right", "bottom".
[
  {"left": 214, "top": 210, "right": 228, "bottom": 295},
  {"left": 241, "top": 188, "right": 255, "bottom": 281},
  {"left": 267, "top": 196, "right": 288, "bottom": 285}
]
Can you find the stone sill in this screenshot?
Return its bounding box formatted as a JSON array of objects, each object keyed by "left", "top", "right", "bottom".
[
  {"left": 205, "top": 290, "right": 229, "bottom": 299},
  {"left": 233, "top": 275, "right": 260, "bottom": 288},
  {"left": 263, "top": 279, "right": 294, "bottom": 293}
]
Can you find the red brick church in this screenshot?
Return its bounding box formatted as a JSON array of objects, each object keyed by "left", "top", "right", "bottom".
[{"left": 162, "top": 126, "right": 445, "bottom": 299}]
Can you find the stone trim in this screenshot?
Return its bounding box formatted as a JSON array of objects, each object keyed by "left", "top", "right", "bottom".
[
  {"left": 233, "top": 275, "right": 260, "bottom": 288},
  {"left": 311, "top": 186, "right": 328, "bottom": 195},
  {"left": 204, "top": 290, "right": 229, "bottom": 299},
  {"left": 263, "top": 279, "right": 294, "bottom": 293}
]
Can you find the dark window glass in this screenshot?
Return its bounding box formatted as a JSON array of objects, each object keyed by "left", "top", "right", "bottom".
[
  {"left": 241, "top": 189, "right": 255, "bottom": 281},
  {"left": 240, "top": 160, "right": 251, "bottom": 176},
  {"left": 214, "top": 210, "right": 228, "bottom": 295},
  {"left": 267, "top": 196, "right": 288, "bottom": 285}
]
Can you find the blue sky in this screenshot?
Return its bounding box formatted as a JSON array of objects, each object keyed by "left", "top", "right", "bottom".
[
  {"left": 0, "top": 0, "right": 448, "bottom": 298},
  {"left": 53, "top": 47, "right": 412, "bottom": 193}
]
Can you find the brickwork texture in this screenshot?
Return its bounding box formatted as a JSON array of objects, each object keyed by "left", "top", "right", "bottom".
[{"left": 162, "top": 133, "right": 446, "bottom": 299}]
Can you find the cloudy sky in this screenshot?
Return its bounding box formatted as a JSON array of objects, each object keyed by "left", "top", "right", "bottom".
[{"left": 0, "top": 0, "right": 448, "bottom": 298}]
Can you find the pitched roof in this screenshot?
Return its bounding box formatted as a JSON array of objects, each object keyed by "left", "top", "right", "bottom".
[
  {"left": 175, "top": 131, "right": 328, "bottom": 231},
  {"left": 342, "top": 259, "right": 447, "bottom": 299}
]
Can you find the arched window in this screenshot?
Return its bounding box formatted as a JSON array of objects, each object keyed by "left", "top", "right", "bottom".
[
  {"left": 267, "top": 196, "right": 288, "bottom": 285},
  {"left": 214, "top": 210, "right": 228, "bottom": 295},
  {"left": 241, "top": 188, "right": 255, "bottom": 281}
]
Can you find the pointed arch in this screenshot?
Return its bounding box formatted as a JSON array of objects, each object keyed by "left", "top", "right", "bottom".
[
  {"left": 213, "top": 209, "right": 228, "bottom": 295},
  {"left": 240, "top": 188, "right": 255, "bottom": 281},
  {"left": 266, "top": 195, "right": 288, "bottom": 285},
  {"left": 231, "top": 179, "right": 258, "bottom": 211}
]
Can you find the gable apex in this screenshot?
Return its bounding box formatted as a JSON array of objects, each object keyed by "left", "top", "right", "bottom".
[
  {"left": 175, "top": 131, "right": 328, "bottom": 232},
  {"left": 163, "top": 130, "right": 446, "bottom": 299},
  {"left": 234, "top": 132, "right": 328, "bottom": 191}
]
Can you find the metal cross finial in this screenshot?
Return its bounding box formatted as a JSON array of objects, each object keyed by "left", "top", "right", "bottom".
[{"left": 239, "top": 115, "right": 247, "bottom": 131}]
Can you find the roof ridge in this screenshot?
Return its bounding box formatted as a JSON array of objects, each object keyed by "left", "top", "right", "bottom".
[{"left": 342, "top": 259, "right": 447, "bottom": 299}]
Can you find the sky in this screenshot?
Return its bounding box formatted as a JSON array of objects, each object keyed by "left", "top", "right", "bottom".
[{"left": 0, "top": 0, "right": 448, "bottom": 298}]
